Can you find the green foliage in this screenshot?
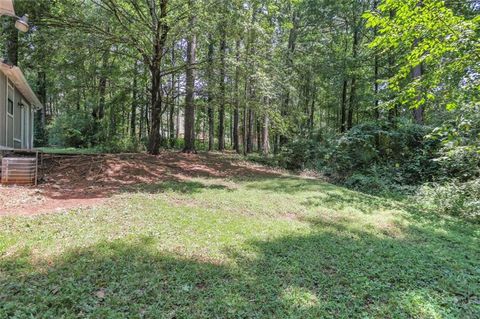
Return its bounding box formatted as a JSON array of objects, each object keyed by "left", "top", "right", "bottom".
[
  {"left": 97, "top": 136, "right": 145, "bottom": 154},
  {"left": 269, "top": 131, "right": 332, "bottom": 171},
  {"left": 33, "top": 112, "right": 48, "bottom": 147},
  {"left": 47, "top": 109, "right": 96, "bottom": 148},
  {"left": 419, "top": 179, "right": 480, "bottom": 222},
  {"left": 325, "top": 121, "right": 442, "bottom": 193},
  {"left": 365, "top": 0, "right": 479, "bottom": 112},
  {"left": 275, "top": 121, "right": 436, "bottom": 184},
  {"left": 428, "top": 109, "right": 480, "bottom": 182},
  {"left": 267, "top": 115, "right": 480, "bottom": 220}
]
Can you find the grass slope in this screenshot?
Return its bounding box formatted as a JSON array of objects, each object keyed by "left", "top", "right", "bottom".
[{"left": 1, "top": 170, "right": 479, "bottom": 318}]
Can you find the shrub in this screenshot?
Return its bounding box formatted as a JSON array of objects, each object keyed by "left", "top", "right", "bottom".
[
  {"left": 47, "top": 110, "right": 96, "bottom": 148},
  {"left": 326, "top": 120, "right": 436, "bottom": 181},
  {"left": 275, "top": 131, "right": 331, "bottom": 171},
  {"left": 418, "top": 179, "right": 480, "bottom": 222},
  {"left": 98, "top": 136, "right": 145, "bottom": 153}
]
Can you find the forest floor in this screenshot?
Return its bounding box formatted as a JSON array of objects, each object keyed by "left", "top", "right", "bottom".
[{"left": 0, "top": 151, "right": 478, "bottom": 317}]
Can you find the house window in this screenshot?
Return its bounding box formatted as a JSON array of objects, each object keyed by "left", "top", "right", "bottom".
[{"left": 7, "top": 98, "right": 13, "bottom": 115}]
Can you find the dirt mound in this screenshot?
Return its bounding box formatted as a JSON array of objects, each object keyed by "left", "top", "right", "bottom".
[{"left": 0, "top": 151, "right": 283, "bottom": 216}]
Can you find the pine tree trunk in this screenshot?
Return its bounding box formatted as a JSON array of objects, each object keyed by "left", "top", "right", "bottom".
[
  {"left": 233, "top": 40, "right": 241, "bottom": 153},
  {"left": 347, "top": 23, "right": 358, "bottom": 130},
  {"left": 183, "top": 2, "right": 197, "bottom": 153},
  {"left": 309, "top": 99, "right": 315, "bottom": 133},
  {"left": 262, "top": 114, "right": 270, "bottom": 156},
  {"left": 130, "top": 63, "right": 138, "bottom": 140},
  {"left": 169, "top": 47, "right": 176, "bottom": 148},
  {"left": 280, "top": 9, "right": 298, "bottom": 146},
  {"left": 247, "top": 109, "right": 254, "bottom": 153},
  {"left": 257, "top": 117, "right": 262, "bottom": 153},
  {"left": 242, "top": 106, "right": 248, "bottom": 155},
  {"left": 218, "top": 27, "right": 227, "bottom": 151},
  {"left": 207, "top": 36, "right": 215, "bottom": 151}
]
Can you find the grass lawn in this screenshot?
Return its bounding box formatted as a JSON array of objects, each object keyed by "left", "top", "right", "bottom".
[
  {"left": 1, "top": 171, "right": 479, "bottom": 318},
  {"left": 37, "top": 147, "right": 104, "bottom": 155}
]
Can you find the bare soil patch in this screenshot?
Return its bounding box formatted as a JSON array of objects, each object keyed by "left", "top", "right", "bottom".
[{"left": 0, "top": 151, "right": 284, "bottom": 216}]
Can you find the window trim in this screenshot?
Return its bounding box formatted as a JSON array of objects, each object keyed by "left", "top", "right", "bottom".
[
  {"left": 7, "top": 98, "right": 13, "bottom": 116},
  {"left": 5, "top": 80, "right": 14, "bottom": 148}
]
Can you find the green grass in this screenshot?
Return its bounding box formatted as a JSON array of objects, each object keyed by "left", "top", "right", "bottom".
[
  {"left": 38, "top": 147, "right": 104, "bottom": 155},
  {"left": 1, "top": 174, "right": 479, "bottom": 318}
]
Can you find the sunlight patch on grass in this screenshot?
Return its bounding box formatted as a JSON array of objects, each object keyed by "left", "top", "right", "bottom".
[{"left": 281, "top": 287, "right": 319, "bottom": 308}]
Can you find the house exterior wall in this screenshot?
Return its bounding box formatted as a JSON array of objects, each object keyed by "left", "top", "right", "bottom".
[
  {"left": 0, "top": 70, "right": 35, "bottom": 149},
  {"left": 0, "top": 72, "right": 6, "bottom": 147},
  {"left": 14, "top": 88, "right": 22, "bottom": 148}
]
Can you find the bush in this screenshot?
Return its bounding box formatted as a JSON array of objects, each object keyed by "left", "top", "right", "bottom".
[
  {"left": 428, "top": 109, "right": 480, "bottom": 182},
  {"left": 47, "top": 110, "right": 96, "bottom": 148},
  {"left": 326, "top": 120, "right": 436, "bottom": 182},
  {"left": 98, "top": 136, "right": 145, "bottom": 153},
  {"left": 270, "top": 120, "right": 438, "bottom": 189},
  {"left": 274, "top": 131, "right": 332, "bottom": 171},
  {"left": 418, "top": 179, "right": 480, "bottom": 222}
]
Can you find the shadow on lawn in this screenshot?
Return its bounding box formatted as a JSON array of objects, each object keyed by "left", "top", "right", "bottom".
[
  {"left": 1, "top": 220, "right": 478, "bottom": 318},
  {"left": 122, "top": 180, "right": 232, "bottom": 194}
]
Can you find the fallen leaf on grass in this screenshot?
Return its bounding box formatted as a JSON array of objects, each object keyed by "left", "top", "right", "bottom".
[{"left": 95, "top": 288, "right": 106, "bottom": 299}]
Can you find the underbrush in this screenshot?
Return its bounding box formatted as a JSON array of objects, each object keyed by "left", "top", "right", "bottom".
[
  {"left": 418, "top": 179, "right": 480, "bottom": 222},
  {"left": 254, "top": 118, "right": 479, "bottom": 222}
]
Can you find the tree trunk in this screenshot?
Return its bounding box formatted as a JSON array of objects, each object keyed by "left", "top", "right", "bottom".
[
  {"left": 148, "top": 66, "right": 163, "bottom": 154},
  {"left": 147, "top": 0, "right": 170, "bottom": 155},
  {"left": 309, "top": 99, "right": 315, "bottom": 133},
  {"left": 373, "top": 0, "right": 380, "bottom": 120},
  {"left": 412, "top": 62, "right": 424, "bottom": 124},
  {"left": 4, "top": 20, "right": 18, "bottom": 65},
  {"left": 280, "top": 9, "right": 298, "bottom": 146},
  {"left": 247, "top": 109, "right": 254, "bottom": 153},
  {"left": 340, "top": 79, "right": 348, "bottom": 133},
  {"left": 242, "top": 105, "right": 248, "bottom": 156},
  {"left": 262, "top": 113, "right": 270, "bottom": 156},
  {"left": 36, "top": 71, "right": 47, "bottom": 145},
  {"left": 374, "top": 55, "right": 379, "bottom": 119},
  {"left": 139, "top": 102, "right": 144, "bottom": 141},
  {"left": 130, "top": 63, "right": 138, "bottom": 140},
  {"left": 256, "top": 117, "right": 262, "bottom": 153},
  {"left": 347, "top": 23, "right": 359, "bottom": 130},
  {"left": 207, "top": 36, "right": 215, "bottom": 151},
  {"left": 94, "top": 46, "right": 111, "bottom": 123},
  {"left": 412, "top": 0, "right": 424, "bottom": 125},
  {"left": 183, "top": 2, "right": 197, "bottom": 153},
  {"left": 233, "top": 39, "right": 241, "bottom": 153},
  {"left": 218, "top": 27, "right": 227, "bottom": 151},
  {"left": 347, "top": 77, "right": 356, "bottom": 130},
  {"left": 169, "top": 46, "right": 176, "bottom": 148}
]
